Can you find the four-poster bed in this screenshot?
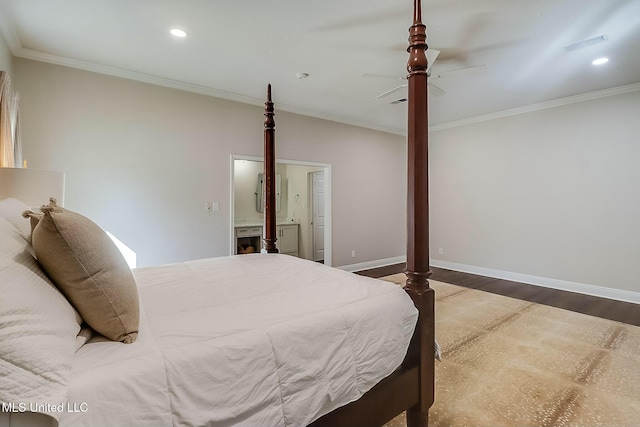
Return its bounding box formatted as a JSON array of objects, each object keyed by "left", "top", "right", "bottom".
[{"left": 0, "top": 1, "right": 434, "bottom": 426}]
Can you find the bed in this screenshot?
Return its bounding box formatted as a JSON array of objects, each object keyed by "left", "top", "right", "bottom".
[{"left": 0, "top": 0, "right": 435, "bottom": 426}]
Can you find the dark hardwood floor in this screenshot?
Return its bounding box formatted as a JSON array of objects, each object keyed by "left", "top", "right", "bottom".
[{"left": 356, "top": 263, "right": 640, "bottom": 327}]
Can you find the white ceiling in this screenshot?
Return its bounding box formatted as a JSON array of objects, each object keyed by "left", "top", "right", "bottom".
[{"left": 1, "top": 0, "right": 639, "bottom": 134}]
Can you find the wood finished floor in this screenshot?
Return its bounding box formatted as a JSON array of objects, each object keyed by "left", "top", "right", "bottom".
[{"left": 356, "top": 264, "right": 640, "bottom": 327}]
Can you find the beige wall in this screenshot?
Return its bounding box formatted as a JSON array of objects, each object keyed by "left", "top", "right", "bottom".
[
  {"left": 15, "top": 52, "right": 635, "bottom": 299},
  {"left": 13, "top": 58, "right": 407, "bottom": 268},
  {"left": 0, "top": 30, "right": 12, "bottom": 78},
  {"left": 430, "top": 89, "right": 640, "bottom": 295}
]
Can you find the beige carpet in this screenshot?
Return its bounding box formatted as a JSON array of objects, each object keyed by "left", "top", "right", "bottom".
[{"left": 380, "top": 274, "right": 640, "bottom": 427}]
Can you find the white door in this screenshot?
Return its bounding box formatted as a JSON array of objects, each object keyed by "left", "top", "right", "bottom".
[{"left": 311, "top": 171, "right": 325, "bottom": 262}]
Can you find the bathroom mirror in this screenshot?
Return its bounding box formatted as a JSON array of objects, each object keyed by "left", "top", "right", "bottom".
[{"left": 256, "top": 173, "right": 281, "bottom": 213}]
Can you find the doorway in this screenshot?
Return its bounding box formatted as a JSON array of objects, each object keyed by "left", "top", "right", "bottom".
[{"left": 230, "top": 155, "right": 332, "bottom": 266}]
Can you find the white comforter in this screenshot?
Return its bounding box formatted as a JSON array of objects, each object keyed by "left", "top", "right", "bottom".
[{"left": 58, "top": 254, "right": 418, "bottom": 427}]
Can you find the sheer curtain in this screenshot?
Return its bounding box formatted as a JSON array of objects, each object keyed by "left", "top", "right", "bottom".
[{"left": 0, "top": 71, "right": 22, "bottom": 168}]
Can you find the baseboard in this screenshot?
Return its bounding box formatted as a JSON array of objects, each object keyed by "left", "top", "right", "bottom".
[
  {"left": 339, "top": 255, "right": 640, "bottom": 304},
  {"left": 337, "top": 256, "right": 407, "bottom": 273},
  {"left": 431, "top": 259, "right": 640, "bottom": 305}
]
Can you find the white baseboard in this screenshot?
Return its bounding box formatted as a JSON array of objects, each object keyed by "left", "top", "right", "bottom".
[
  {"left": 338, "top": 256, "right": 640, "bottom": 305},
  {"left": 337, "top": 256, "right": 406, "bottom": 273},
  {"left": 431, "top": 259, "right": 640, "bottom": 305}
]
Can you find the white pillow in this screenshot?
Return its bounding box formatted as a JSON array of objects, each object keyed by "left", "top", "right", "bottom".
[
  {"left": 0, "top": 197, "right": 33, "bottom": 241},
  {"left": 0, "top": 214, "right": 82, "bottom": 422}
]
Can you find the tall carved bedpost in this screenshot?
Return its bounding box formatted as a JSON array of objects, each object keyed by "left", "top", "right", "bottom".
[
  {"left": 403, "top": 0, "right": 435, "bottom": 426},
  {"left": 263, "top": 84, "right": 278, "bottom": 253}
]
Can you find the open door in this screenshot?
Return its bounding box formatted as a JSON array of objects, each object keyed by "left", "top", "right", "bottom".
[{"left": 311, "top": 171, "right": 325, "bottom": 262}]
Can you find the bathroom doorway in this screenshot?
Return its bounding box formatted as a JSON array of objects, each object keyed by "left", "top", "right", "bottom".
[{"left": 230, "top": 155, "right": 332, "bottom": 266}]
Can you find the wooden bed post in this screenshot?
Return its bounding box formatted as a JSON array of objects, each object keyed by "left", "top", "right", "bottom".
[
  {"left": 403, "top": 0, "right": 435, "bottom": 426},
  {"left": 263, "top": 84, "right": 278, "bottom": 253},
  {"left": 301, "top": 3, "right": 436, "bottom": 426}
]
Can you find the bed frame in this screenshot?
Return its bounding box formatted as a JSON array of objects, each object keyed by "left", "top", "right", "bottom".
[{"left": 261, "top": 1, "right": 434, "bottom": 426}]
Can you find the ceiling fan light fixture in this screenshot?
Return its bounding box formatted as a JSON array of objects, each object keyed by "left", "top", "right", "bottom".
[
  {"left": 170, "top": 28, "right": 188, "bottom": 38},
  {"left": 592, "top": 57, "right": 609, "bottom": 66}
]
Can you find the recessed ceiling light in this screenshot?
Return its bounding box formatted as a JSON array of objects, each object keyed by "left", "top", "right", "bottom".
[
  {"left": 170, "top": 28, "right": 188, "bottom": 38},
  {"left": 296, "top": 72, "right": 309, "bottom": 79},
  {"left": 592, "top": 57, "right": 609, "bottom": 66}
]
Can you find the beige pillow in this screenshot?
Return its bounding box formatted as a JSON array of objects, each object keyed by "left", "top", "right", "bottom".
[{"left": 24, "top": 199, "right": 139, "bottom": 343}]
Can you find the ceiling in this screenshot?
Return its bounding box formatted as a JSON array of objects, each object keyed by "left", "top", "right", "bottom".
[{"left": 1, "top": 0, "right": 639, "bottom": 135}]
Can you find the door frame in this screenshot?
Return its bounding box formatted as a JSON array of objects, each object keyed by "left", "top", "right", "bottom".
[{"left": 230, "top": 154, "right": 332, "bottom": 266}]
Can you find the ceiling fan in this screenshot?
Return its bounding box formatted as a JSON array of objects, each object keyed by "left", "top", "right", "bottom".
[
  {"left": 361, "top": 49, "right": 444, "bottom": 100},
  {"left": 363, "top": 13, "right": 493, "bottom": 103},
  {"left": 362, "top": 49, "right": 485, "bottom": 103}
]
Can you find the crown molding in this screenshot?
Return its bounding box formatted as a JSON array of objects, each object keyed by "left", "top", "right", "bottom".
[
  {"left": 0, "top": 0, "right": 404, "bottom": 136},
  {"left": 12, "top": 46, "right": 406, "bottom": 136},
  {"left": 429, "top": 82, "right": 640, "bottom": 132},
  {"left": 17, "top": 47, "right": 269, "bottom": 104},
  {"left": 2, "top": 3, "right": 635, "bottom": 138}
]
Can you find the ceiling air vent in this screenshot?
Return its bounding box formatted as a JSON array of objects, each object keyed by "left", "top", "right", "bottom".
[
  {"left": 563, "top": 35, "right": 607, "bottom": 52},
  {"left": 389, "top": 98, "right": 407, "bottom": 105}
]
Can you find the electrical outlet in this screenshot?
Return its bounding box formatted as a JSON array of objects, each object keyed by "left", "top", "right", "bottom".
[
  {"left": 438, "top": 248, "right": 444, "bottom": 255},
  {"left": 351, "top": 250, "right": 356, "bottom": 258}
]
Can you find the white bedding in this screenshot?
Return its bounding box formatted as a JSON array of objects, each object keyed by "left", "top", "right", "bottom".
[
  {"left": 0, "top": 205, "right": 81, "bottom": 427},
  {"left": 56, "top": 254, "right": 418, "bottom": 427}
]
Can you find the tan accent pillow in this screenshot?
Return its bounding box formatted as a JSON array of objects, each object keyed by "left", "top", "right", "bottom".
[{"left": 24, "top": 199, "right": 139, "bottom": 343}]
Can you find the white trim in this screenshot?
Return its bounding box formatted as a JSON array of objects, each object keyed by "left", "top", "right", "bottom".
[
  {"left": 431, "top": 259, "right": 640, "bottom": 305},
  {"left": 0, "top": 6, "right": 388, "bottom": 135},
  {"left": 5, "top": 21, "right": 638, "bottom": 138},
  {"left": 338, "top": 254, "right": 640, "bottom": 304},
  {"left": 337, "top": 256, "right": 406, "bottom": 273},
  {"left": 8, "top": 45, "right": 404, "bottom": 135},
  {"left": 430, "top": 82, "right": 640, "bottom": 132},
  {"left": 322, "top": 165, "right": 332, "bottom": 267},
  {"left": 4, "top": 3, "right": 637, "bottom": 136}
]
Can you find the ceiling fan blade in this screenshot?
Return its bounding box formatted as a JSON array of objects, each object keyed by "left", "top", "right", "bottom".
[
  {"left": 431, "top": 64, "right": 486, "bottom": 79},
  {"left": 360, "top": 72, "right": 406, "bottom": 81},
  {"left": 311, "top": 9, "right": 406, "bottom": 32},
  {"left": 361, "top": 48, "right": 439, "bottom": 80},
  {"left": 375, "top": 84, "right": 408, "bottom": 100},
  {"left": 428, "top": 82, "right": 446, "bottom": 97},
  {"left": 426, "top": 49, "right": 440, "bottom": 73}
]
